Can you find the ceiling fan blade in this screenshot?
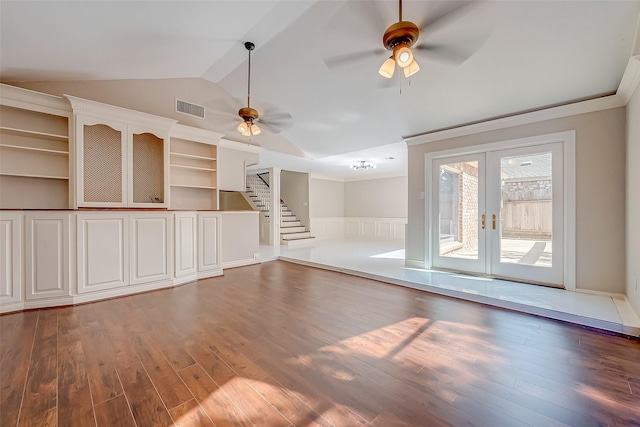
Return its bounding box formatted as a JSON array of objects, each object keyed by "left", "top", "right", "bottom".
[
  {"left": 257, "top": 111, "right": 293, "bottom": 134},
  {"left": 324, "top": 49, "right": 387, "bottom": 69},
  {"left": 414, "top": 41, "right": 482, "bottom": 65},
  {"left": 327, "top": 0, "right": 390, "bottom": 43},
  {"left": 257, "top": 120, "right": 290, "bottom": 134},
  {"left": 418, "top": 1, "right": 476, "bottom": 34}
]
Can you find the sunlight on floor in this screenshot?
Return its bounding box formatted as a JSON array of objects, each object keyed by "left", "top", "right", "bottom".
[{"left": 370, "top": 249, "right": 406, "bottom": 259}]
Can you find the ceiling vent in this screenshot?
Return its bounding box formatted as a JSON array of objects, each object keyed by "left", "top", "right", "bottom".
[{"left": 176, "top": 99, "right": 205, "bottom": 119}]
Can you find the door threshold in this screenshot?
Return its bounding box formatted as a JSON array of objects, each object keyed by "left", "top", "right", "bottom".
[{"left": 430, "top": 267, "right": 565, "bottom": 290}]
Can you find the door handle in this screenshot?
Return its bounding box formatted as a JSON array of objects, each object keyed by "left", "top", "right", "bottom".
[
  {"left": 481, "top": 214, "right": 485, "bottom": 230},
  {"left": 492, "top": 214, "right": 497, "bottom": 230}
]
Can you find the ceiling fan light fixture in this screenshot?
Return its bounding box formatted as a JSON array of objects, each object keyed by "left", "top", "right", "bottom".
[
  {"left": 403, "top": 59, "right": 420, "bottom": 77},
  {"left": 394, "top": 44, "right": 413, "bottom": 68},
  {"left": 250, "top": 123, "right": 261, "bottom": 136},
  {"left": 378, "top": 56, "right": 395, "bottom": 78},
  {"left": 238, "top": 121, "right": 249, "bottom": 135}
]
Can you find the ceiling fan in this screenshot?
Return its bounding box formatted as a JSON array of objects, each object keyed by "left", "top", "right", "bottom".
[
  {"left": 324, "top": 0, "right": 481, "bottom": 78},
  {"left": 232, "top": 41, "right": 293, "bottom": 137}
]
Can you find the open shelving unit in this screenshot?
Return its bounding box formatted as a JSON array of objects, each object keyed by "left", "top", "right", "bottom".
[
  {"left": 0, "top": 105, "right": 70, "bottom": 208},
  {"left": 169, "top": 136, "right": 218, "bottom": 210}
]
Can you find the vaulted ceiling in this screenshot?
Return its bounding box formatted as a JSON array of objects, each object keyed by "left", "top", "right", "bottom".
[{"left": 2, "top": 1, "right": 639, "bottom": 177}]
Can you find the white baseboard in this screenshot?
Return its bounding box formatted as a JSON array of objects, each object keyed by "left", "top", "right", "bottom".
[{"left": 222, "top": 258, "right": 260, "bottom": 269}]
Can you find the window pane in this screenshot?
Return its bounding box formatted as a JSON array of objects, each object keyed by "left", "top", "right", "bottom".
[
  {"left": 500, "top": 152, "right": 552, "bottom": 267},
  {"left": 439, "top": 161, "right": 479, "bottom": 260}
]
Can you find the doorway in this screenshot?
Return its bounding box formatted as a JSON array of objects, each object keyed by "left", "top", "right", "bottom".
[{"left": 426, "top": 132, "right": 575, "bottom": 288}]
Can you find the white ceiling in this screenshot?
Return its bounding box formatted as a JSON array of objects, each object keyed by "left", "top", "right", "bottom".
[{"left": 1, "top": 0, "right": 639, "bottom": 179}]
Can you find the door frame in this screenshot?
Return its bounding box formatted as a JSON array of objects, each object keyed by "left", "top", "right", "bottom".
[{"left": 424, "top": 130, "right": 576, "bottom": 290}]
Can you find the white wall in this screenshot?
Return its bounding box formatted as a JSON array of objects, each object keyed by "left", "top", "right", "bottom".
[
  {"left": 407, "top": 107, "right": 627, "bottom": 294},
  {"left": 309, "top": 178, "right": 344, "bottom": 218},
  {"left": 627, "top": 84, "right": 640, "bottom": 313},
  {"left": 345, "top": 176, "right": 407, "bottom": 218},
  {"left": 281, "top": 171, "right": 309, "bottom": 228},
  {"left": 217, "top": 146, "right": 259, "bottom": 192}
]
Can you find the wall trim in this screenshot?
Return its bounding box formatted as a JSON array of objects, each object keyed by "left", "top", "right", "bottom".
[
  {"left": 0, "top": 83, "right": 71, "bottom": 117},
  {"left": 617, "top": 55, "right": 640, "bottom": 104},
  {"left": 222, "top": 259, "right": 260, "bottom": 269},
  {"left": 218, "top": 138, "right": 263, "bottom": 153},
  {"left": 171, "top": 123, "right": 223, "bottom": 144},
  {"left": 405, "top": 95, "right": 623, "bottom": 146},
  {"left": 344, "top": 172, "right": 408, "bottom": 182}
]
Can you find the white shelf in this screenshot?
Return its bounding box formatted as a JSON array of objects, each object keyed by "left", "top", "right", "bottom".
[
  {"left": 170, "top": 152, "right": 216, "bottom": 161},
  {"left": 0, "top": 143, "right": 69, "bottom": 155},
  {"left": 1, "top": 172, "right": 69, "bottom": 180},
  {"left": 170, "top": 164, "right": 216, "bottom": 172},
  {"left": 170, "top": 184, "right": 217, "bottom": 190},
  {"left": 0, "top": 126, "right": 68, "bottom": 141}
]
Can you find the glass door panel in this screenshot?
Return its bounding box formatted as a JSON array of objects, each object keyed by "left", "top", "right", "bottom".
[
  {"left": 431, "top": 154, "right": 486, "bottom": 274},
  {"left": 487, "top": 143, "right": 564, "bottom": 285}
]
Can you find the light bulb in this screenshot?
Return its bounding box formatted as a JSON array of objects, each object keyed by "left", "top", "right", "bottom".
[
  {"left": 378, "top": 56, "right": 395, "bottom": 78},
  {"left": 403, "top": 59, "right": 420, "bottom": 77},
  {"left": 238, "top": 121, "right": 248, "bottom": 134},
  {"left": 394, "top": 45, "right": 413, "bottom": 68},
  {"left": 250, "top": 123, "right": 261, "bottom": 136}
]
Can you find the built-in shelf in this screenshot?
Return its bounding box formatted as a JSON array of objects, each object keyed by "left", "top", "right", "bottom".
[
  {"left": 170, "top": 164, "right": 216, "bottom": 172},
  {"left": 170, "top": 184, "right": 217, "bottom": 190},
  {"left": 0, "top": 126, "right": 69, "bottom": 141},
  {"left": 0, "top": 143, "right": 69, "bottom": 155},
  {"left": 170, "top": 152, "right": 216, "bottom": 161},
  {"left": 0, "top": 172, "right": 69, "bottom": 180}
]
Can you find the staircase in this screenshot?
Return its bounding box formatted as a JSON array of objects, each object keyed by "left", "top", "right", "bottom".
[{"left": 245, "top": 174, "right": 315, "bottom": 246}]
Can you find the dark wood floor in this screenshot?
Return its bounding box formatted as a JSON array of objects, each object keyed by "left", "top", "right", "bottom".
[{"left": 1, "top": 261, "right": 639, "bottom": 427}]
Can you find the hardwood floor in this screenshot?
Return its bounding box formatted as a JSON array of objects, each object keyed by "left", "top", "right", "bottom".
[{"left": 1, "top": 260, "right": 639, "bottom": 427}]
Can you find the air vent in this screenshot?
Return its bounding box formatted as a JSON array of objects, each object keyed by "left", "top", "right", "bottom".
[{"left": 176, "top": 99, "right": 205, "bottom": 118}]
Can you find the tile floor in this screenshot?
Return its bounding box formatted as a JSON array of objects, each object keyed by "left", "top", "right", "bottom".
[{"left": 260, "top": 238, "right": 640, "bottom": 336}]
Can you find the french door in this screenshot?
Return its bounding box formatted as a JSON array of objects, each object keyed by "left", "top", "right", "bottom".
[{"left": 431, "top": 142, "right": 564, "bottom": 286}]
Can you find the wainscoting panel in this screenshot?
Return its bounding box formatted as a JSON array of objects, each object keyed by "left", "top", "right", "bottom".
[{"left": 311, "top": 217, "right": 406, "bottom": 241}]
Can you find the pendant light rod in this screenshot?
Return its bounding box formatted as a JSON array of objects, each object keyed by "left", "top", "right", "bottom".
[
  {"left": 245, "top": 41, "right": 255, "bottom": 108},
  {"left": 399, "top": 0, "right": 402, "bottom": 21}
]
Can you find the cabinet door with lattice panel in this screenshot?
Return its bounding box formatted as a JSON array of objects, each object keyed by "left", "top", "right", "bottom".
[{"left": 77, "top": 117, "right": 127, "bottom": 207}]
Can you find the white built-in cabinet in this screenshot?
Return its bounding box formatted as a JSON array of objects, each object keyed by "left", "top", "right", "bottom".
[
  {"left": 130, "top": 212, "right": 172, "bottom": 285},
  {"left": 198, "top": 212, "right": 222, "bottom": 274},
  {"left": 174, "top": 211, "right": 198, "bottom": 279},
  {"left": 0, "top": 212, "right": 22, "bottom": 305},
  {"left": 0, "top": 84, "right": 261, "bottom": 313},
  {"left": 67, "top": 96, "right": 177, "bottom": 209},
  {"left": 77, "top": 212, "right": 129, "bottom": 294},
  {"left": 25, "top": 212, "right": 71, "bottom": 300}
]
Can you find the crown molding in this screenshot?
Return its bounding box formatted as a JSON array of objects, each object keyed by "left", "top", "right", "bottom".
[
  {"left": 617, "top": 55, "right": 640, "bottom": 104},
  {"left": 405, "top": 94, "right": 624, "bottom": 146},
  {"left": 65, "top": 94, "right": 177, "bottom": 131},
  {"left": 344, "top": 172, "right": 408, "bottom": 182},
  {"left": 170, "top": 123, "right": 223, "bottom": 145},
  {"left": 309, "top": 174, "right": 345, "bottom": 182},
  {"left": 218, "top": 138, "right": 263, "bottom": 153},
  {"left": 0, "top": 83, "right": 71, "bottom": 117}
]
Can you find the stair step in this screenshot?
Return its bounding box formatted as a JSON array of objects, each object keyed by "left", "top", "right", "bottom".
[
  {"left": 281, "top": 221, "right": 301, "bottom": 227},
  {"left": 280, "top": 226, "right": 306, "bottom": 234},
  {"left": 282, "top": 215, "right": 298, "bottom": 221},
  {"left": 280, "top": 236, "right": 315, "bottom": 246},
  {"left": 281, "top": 231, "right": 311, "bottom": 240}
]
